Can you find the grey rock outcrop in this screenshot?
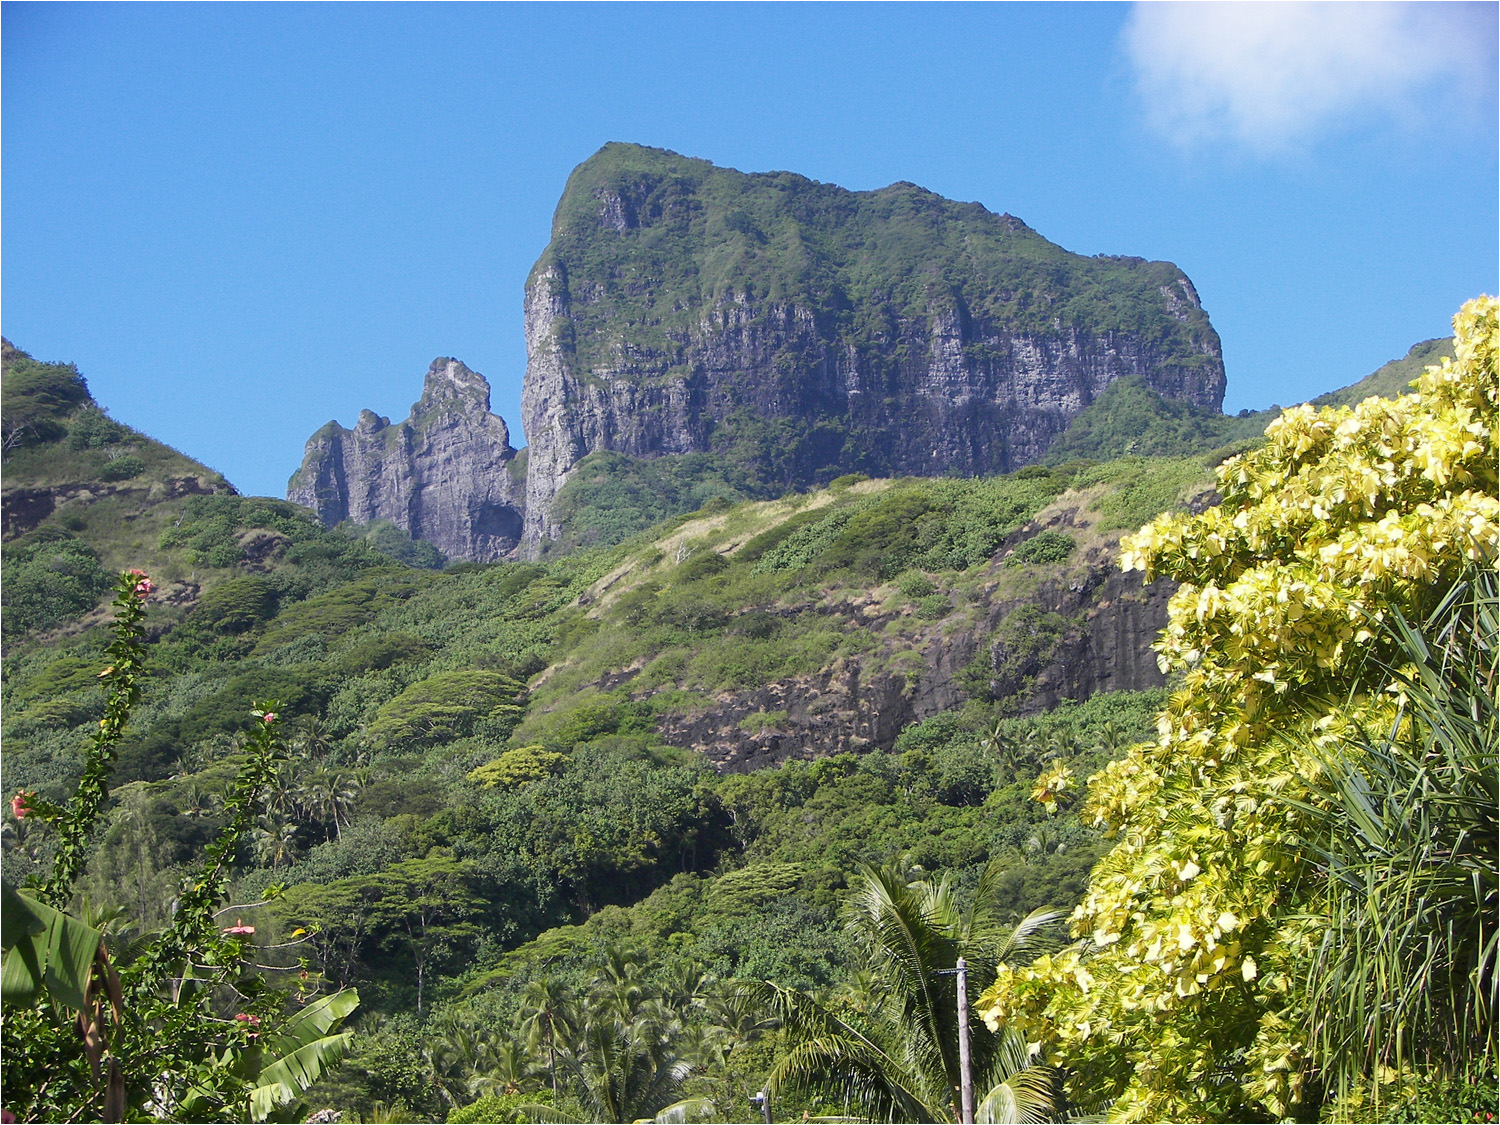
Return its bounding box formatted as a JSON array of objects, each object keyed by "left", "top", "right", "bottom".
[
  {"left": 287, "top": 358, "right": 525, "bottom": 562},
  {"left": 518, "top": 144, "right": 1226, "bottom": 553}
]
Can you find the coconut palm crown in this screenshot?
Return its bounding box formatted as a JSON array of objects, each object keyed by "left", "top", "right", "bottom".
[{"left": 759, "top": 861, "right": 1067, "bottom": 1123}]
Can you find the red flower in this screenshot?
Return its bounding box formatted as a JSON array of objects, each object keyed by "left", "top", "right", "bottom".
[
  {"left": 262, "top": 712, "right": 277, "bottom": 724},
  {"left": 127, "top": 569, "right": 154, "bottom": 599},
  {"left": 222, "top": 919, "right": 256, "bottom": 936},
  {"left": 234, "top": 1012, "right": 261, "bottom": 1025},
  {"left": 11, "top": 792, "right": 31, "bottom": 820}
]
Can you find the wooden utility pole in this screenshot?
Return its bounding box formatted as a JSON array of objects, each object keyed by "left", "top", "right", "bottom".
[{"left": 956, "top": 957, "right": 974, "bottom": 1125}]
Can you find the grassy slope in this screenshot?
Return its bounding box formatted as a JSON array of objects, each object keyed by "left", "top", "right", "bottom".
[
  {"left": 1, "top": 342, "right": 432, "bottom": 648},
  {"left": 1311, "top": 337, "right": 1453, "bottom": 408},
  {"left": 2, "top": 340, "right": 236, "bottom": 574},
  {"left": 520, "top": 457, "right": 1212, "bottom": 749}
]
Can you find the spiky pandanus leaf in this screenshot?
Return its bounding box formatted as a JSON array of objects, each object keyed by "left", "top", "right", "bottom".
[{"left": 1293, "top": 561, "right": 1498, "bottom": 1110}]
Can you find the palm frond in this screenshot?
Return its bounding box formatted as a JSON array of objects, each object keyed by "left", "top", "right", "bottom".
[
  {"left": 845, "top": 863, "right": 962, "bottom": 1092},
  {"left": 644, "top": 1094, "right": 718, "bottom": 1123},
  {"left": 992, "top": 908, "right": 1066, "bottom": 967},
  {"left": 775, "top": 1034, "right": 938, "bottom": 1123},
  {"left": 975, "top": 1063, "right": 1063, "bottom": 1124},
  {"left": 755, "top": 980, "right": 944, "bottom": 1122}
]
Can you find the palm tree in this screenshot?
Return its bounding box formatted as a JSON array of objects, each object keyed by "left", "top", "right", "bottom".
[
  {"left": 477, "top": 1036, "right": 546, "bottom": 1098},
  {"left": 1091, "top": 720, "right": 1129, "bottom": 758},
  {"left": 252, "top": 814, "right": 302, "bottom": 869},
  {"left": 1042, "top": 730, "right": 1075, "bottom": 764},
  {"left": 760, "top": 861, "right": 1065, "bottom": 1123},
  {"left": 430, "top": 1013, "right": 545, "bottom": 1104},
  {"left": 260, "top": 761, "right": 303, "bottom": 829},
  {"left": 292, "top": 714, "right": 335, "bottom": 762},
  {"left": 703, "top": 985, "right": 779, "bottom": 1049},
  {"left": 520, "top": 975, "right": 579, "bottom": 1098},
  {"left": 327, "top": 769, "right": 362, "bottom": 837},
  {"left": 516, "top": 949, "right": 718, "bottom": 1124},
  {"left": 659, "top": 959, "right": 714, "bottom": 1013},
  {"left": 556, "top": 1005, "right": 704, "bottom": 1124},
  {"left": 427, "top": 1013, "right": 489, "bottom": 1107}
]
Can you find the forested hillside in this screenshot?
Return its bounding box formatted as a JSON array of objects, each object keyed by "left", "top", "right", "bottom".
[{"left": 3, "top": 302, "right": 1493, "bottom": 1125}]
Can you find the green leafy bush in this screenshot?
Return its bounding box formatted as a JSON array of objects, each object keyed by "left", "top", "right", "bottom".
[
  {"left": 254, "top": 571, "right": 425, "bottom": 651},
  {"left": 365, "top": 670, "right": 525, "bottom": 748},
  {"left": 1006, "top": 529, "right": 1075, "bottom": 567},
  {"left": 1, "top": 530, "right": 112, "bottom": 637},
  {"left": 754, "top": 476, "right": 1070, "bottom": 581},
  {"left": 914, "top": 593, "right": 951, "bottom": 619},
  {"left": 97, "top": 454, "right": 145, "bottom": 481},
  {"left": 467, "top": 745, "right": 569, "bottom": 789},
  {"left": 707, "top": 861, "right": 803, "bottom": 913},
  {"left": 1073, "top": 455, "right": 1211, "bottom": 531},
  {"left": 894, "top": 569, "right": 936, "bottom": 598},
  {"left": 675, "top": 548, "right": 730, "bottom": 583},
  {"left": 334, "top": 631, "right": 432, "bottom": 674},
  {"left": 191, "top": 576, "right": 278, "bottom": 633},
  {"left": 448, "top": 1090, "right": 558, "bottom": 1124},
  {"left": 65, "top": 406, "right": 126, "bottom": 449},
  {"left": 1044, "top": 376, "right": 1268, "bottom": 463},
  {"left": 738, "top": 710, "right": 788, "bottom": 734},
  {"left": 342, "top": 519, "right": 446, "bottom": 569},
  {"left": 548, "top": 449, "right": 756, "bottom": 551},
  {"left": 2, "top": 355, "right": 89, "bottom": 452}
]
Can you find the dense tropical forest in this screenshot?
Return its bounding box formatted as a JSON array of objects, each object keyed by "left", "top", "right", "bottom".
[{"left": 2, "top": 299, "right": 1495, "bottom": 1124}]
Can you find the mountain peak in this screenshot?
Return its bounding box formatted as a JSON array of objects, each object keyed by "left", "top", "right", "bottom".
[
  {"left": 415, "top": 357, "right": 493, "bottom": 417},
  {"left": 288, "top": 357, "right": 523, "bottom": 562}
]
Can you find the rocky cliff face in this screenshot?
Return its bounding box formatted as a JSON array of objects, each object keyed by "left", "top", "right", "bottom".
[
  {"left": 644, "top": 502, "right": 1173, "bottom": 772},
  {"left": 287, "top": 358, "right": 525, "bottom": 562},
  {"left": 519, "top": 143, "right": 1226, "bottom": 553}
]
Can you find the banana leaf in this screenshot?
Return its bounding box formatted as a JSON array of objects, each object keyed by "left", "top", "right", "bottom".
[
  {"left": 249, "top": 988, "right": 360, "bottom": 1121},
  {"left": 1, "top": 877, "right": 104, "bottom": 1011}
]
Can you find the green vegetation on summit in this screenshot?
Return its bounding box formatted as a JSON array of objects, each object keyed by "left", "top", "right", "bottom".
[
  {"left": 1312, "top": 336, "right": 1455, "bottom": 408},
  {"left": 535, "top": 143, "right": 1222, "bottom": 381}
]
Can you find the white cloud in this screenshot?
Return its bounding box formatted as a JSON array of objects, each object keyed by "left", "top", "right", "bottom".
[{"left": 1123, "top": 1, "right": 1496, "bottom": 153}]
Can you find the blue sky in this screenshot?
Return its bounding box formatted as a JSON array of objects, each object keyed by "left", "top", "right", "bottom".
[{"left": 4, "top": 2, "right": 1496, "bottom": 499}]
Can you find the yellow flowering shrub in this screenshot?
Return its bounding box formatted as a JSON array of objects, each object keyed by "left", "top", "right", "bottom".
[{"left": 977, "top": 297, "right": 1498, "bottom": 1122}]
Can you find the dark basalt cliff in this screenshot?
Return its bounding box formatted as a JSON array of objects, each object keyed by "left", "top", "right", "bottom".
[
  {"left": 520, "top": 143, "right": 1225, "bottom": 553},
  {"left": 287, "top": 358, "right": 525, "bottom": 562}
]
